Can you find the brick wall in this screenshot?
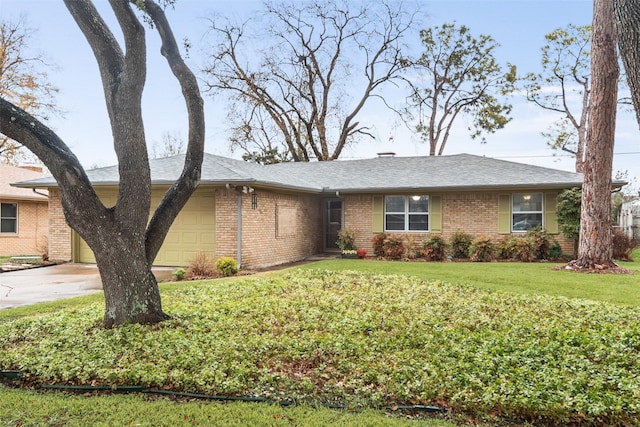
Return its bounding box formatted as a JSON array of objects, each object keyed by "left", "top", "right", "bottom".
[
  {"left": 47, "top": 188, "right": 73, "bottom": 262},
  {"left": 215, "top": 188, "right": 322, "bottom": 269},
  {"left": 0, "top": 199, "right": 48, "bottom": 256},
  {"left": 342, "top": 191, "right": 575, "bottom": 257}
]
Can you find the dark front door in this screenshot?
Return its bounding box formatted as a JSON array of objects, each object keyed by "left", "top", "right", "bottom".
[{"left": 325, "top": 199, "right": 343, "bottom": 251}]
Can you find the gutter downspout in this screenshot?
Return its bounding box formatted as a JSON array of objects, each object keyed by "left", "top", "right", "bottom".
[{"left": 225, "top": 184, "right": 243, "bottom": 268}]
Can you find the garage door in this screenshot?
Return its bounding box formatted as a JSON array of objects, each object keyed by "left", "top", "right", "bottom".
[{"left": 75, "top": 187, "right": 216, "bottom": 266}]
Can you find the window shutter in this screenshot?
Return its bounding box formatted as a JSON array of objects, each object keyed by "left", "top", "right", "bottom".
[
  {"left": 544, "top": 192, "right": 559, "bottom": 234},
  {"left": 498, "top": 194, "right": 511, "bottom": 234},
  {"left": 372, "top": 196, "right": 384, "bottom": 233},
  {"left": 430, "top": 195, "right": 442, "bottom": 232}
]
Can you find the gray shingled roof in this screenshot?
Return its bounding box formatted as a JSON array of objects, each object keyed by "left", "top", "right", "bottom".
[{"left": 13, "top": 152, "right": 586, "bottom": 193}]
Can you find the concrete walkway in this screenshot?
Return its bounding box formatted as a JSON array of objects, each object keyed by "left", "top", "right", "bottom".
[{"left": 0, "top": 264, "right": 173, "bottom": 310}]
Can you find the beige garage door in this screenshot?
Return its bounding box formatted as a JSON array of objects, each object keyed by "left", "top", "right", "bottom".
[{"left": 76, "top": 187, "right": 216, "bottom": 266}]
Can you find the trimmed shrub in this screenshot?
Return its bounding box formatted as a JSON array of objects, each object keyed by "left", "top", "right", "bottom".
[
  {"left": 513, "top": 238, "right": 535, "bottom": 262},
  {"left": 526, "top": 227, "right": 552, "bottom": 260},
  {"left": 423, "top": 234, "right": 447, "bottom": 261},
  {"left": 469, "top": 236, "right": 495, "bottom": 262},
  {"left": 215, "top": 257, "right": 238, "bottom": 277},
  {"left": 383, "top": 235, "right": 405, "bottom": 260},
  {"left": 450, "top": 231, "right": 473, "bottom": 259},
  {"left": 496, "top": 236, "right": 518, "bottom": 260},
  {"left": 612, "top": 228, "right": 637, "bottom": 261},
  {"left": 172, "top": 268, "right": 186, "bottom": 281},
  {"left": 371, "top": 233, "right": 387, "bottom": 257},
  {"left": 336, "top": 229, "right": 357, "bottom": 251},
  {"left": 549, "top": 242, "right": 563, "bottom": 260},
  {"left": 403, "top": 235, "right": 422, "bottom": 259}
]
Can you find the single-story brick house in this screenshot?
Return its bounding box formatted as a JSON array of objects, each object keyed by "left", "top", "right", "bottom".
[
  {"left": 14, "top": 153, "right": 589, "bottom": 268},
  {"left": 0, "top": 163, "right": 48, "bottom": 257}
]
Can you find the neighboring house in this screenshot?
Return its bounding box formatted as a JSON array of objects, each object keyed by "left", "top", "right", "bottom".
[
  {"left": 14, "top": 153, "right": 592, "bottom": 268},
  {"left": 0, "top": 163, "right": 48, "bottom": 257},
  {"left": 619, "top": 198, "right": 640, "bottom": 240}
]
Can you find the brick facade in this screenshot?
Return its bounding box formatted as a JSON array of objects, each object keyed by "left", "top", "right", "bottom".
[
  {"left": 45, "top": 187, "right": 575, "bottom": 268},
  {"left": 215, "top": 188, "right": 322, "bottom": 269},
  {"left": 0, "top": 198, "right": 48, "bottom": 257},
  {"left": 342, "top": 191, "right": 574, "bottom": 256},
  {"left": 47, "top": 188, "right": 73, "bottom": 262}
]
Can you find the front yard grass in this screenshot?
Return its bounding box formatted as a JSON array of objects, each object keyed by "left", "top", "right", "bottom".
[
  {"left": 297, "top": 250, "right": 640, "bottom": 307},
  {"left": 1, "top": 254, "right": 639, "bottom": 426}
]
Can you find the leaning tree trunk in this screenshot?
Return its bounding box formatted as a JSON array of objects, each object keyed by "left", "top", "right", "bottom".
[
  {"left": 575, "top": 0, "right": 619, "bottom": 269},
  {"left": 614, "top": 0, "right": 640, "bottom": 128}
]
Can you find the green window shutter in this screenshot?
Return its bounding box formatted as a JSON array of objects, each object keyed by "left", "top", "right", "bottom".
[
  {"left": 372, "top": 196, "right": 384, "bottom": 233},
  {"left": 498, "top": 194, "right": 511, "bottom": 234},
  {"left": 544, "top": 192, "right": 559, "bottom": 234},
  {"left": 430, "top": 195, "right": 442, "bottom": 232}
]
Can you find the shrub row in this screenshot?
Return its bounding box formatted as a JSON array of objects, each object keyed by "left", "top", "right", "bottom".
[{"left": 371, "top": 228, "right": 563, "bottom": 262}]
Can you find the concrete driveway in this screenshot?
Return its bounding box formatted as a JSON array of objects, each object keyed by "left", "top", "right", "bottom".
[{"left": 0, "top": 264, "right": 174, "bottom": 310}]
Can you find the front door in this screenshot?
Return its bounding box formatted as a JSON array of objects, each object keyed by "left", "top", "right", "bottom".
[{"left": 324, "top": 199, "right": 343, "bottom": 251}]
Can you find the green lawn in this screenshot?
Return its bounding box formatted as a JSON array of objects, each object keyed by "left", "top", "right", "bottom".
[
  {"left": 1, "top": 251, "right": 639, "bottom": 426},
  {"left": 297, "top": 250, "right": 640, "bottom": 307}
]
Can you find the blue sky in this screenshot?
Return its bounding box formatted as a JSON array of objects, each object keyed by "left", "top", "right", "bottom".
[{"left": 2, "top": 0, "right": 639, "bottom": 182}]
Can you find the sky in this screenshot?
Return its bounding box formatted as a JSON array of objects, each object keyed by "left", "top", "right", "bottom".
[{"left": 2, "top": 0, "right": 639, "bottom": 184}]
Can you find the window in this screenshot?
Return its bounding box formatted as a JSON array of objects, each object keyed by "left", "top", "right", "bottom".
[
  {"left": 0, "top": 203, "right": 17, "bottom": 233},
  {"left": 385, "top": 195, "right": 429, "bottom": 231},
  {"left": 512, "top": 193, "right": 542, "bottom": 231}
]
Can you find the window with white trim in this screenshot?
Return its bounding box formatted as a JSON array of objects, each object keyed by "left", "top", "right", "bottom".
[
  {"left": 512, "top": 193, "right": 543, "bottom": 231},
  {"left": 0, "top": 203, "right": 17, "bottom": 233},
  {"left": 384, "top": 195, "right": 429, "bottom": 231}
]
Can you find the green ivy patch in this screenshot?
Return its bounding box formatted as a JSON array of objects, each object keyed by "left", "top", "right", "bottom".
[{"left": 1, "top": 270, "right": 639, "bottom": 425}]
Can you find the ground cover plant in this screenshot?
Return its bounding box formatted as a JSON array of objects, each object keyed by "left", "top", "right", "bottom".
[{"left": 1, "top": 261, "right": 639, "bottom": 426}]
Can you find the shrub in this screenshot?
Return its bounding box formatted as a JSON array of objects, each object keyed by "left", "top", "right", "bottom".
[
  {"left": 188, "top": 251, "right": 215, "bottom": 277},
  {"left": 371, "top": 233, "right": 387, "bottom": 257},
  {"left": 356, "top": 248, "right": 367, "bottom": 259},
  {"left": 215, "top": 257, "right": 238, "bottom": 277},
  {"left": 423, "top": 234, "right": 447, "bottom": 261},
  {"left": 383, "top": 235, "right": 405, "bottom": 260},
  {"left": 557, "top": 187, "right": 581, "bottom": 256},
  {"left": 450, "top": 231, "right": 473, "bottom": 258},
  {"left": 469, "top": 236, "right": 495, "bottom": 262},
  {"left": 403, "top": 235, "right": 422, "bottom": 259},
  {"left": 549, "top": 242, "right": 563, "bottom": 260},
  {"left": 336, "top": 229, "right": 357, "bottom": 251},
  {"left": 496, "top": 236, "right": 518, "bottom": 260},
  {"left": 172, "top": 268, "right": 186, "bottom": 281},
  {"left": 526, "top": 227, "right": 552, "bottom": 260},
  {"left": 612, "top": 228, "right": 637, "bottom": 261},
  {"left": 513, "top": 238, "right": 535, "bottom": 262}
]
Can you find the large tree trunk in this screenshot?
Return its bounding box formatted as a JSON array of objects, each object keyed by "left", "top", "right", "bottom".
[
  {"left": 614, "top": 0, "right": 640, "bottom": 128},
  {"left": 1, "top": 1, "right": 204, "bottom": 327},
  {"left": 574, "top": 0, "right": 619, "bottom": 269},
  {"left": 97, "top": 253, "right": 167, "bottom": 328}
]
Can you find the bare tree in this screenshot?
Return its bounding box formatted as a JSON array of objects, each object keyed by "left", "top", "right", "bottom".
[
  {"left": 404, "top": 23, "right": 517, "bottom": 156},
  {"left": 0, "top": 18, "right": 59, "bottom": 165},
  {"left": 0, "top": 0, "right": 205, "bottom": 327},
  {"left": 614, "top": 0, "right": 640, "bottom": 127},
  {"left": 573, "top": 0, "right": 619, "bottom": 270},
  {"left": 151, "top": 131, "right": 185, "bottom": 159},
  {"left": 203, "top": 0, "right": 416, "bottom": 161}
]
